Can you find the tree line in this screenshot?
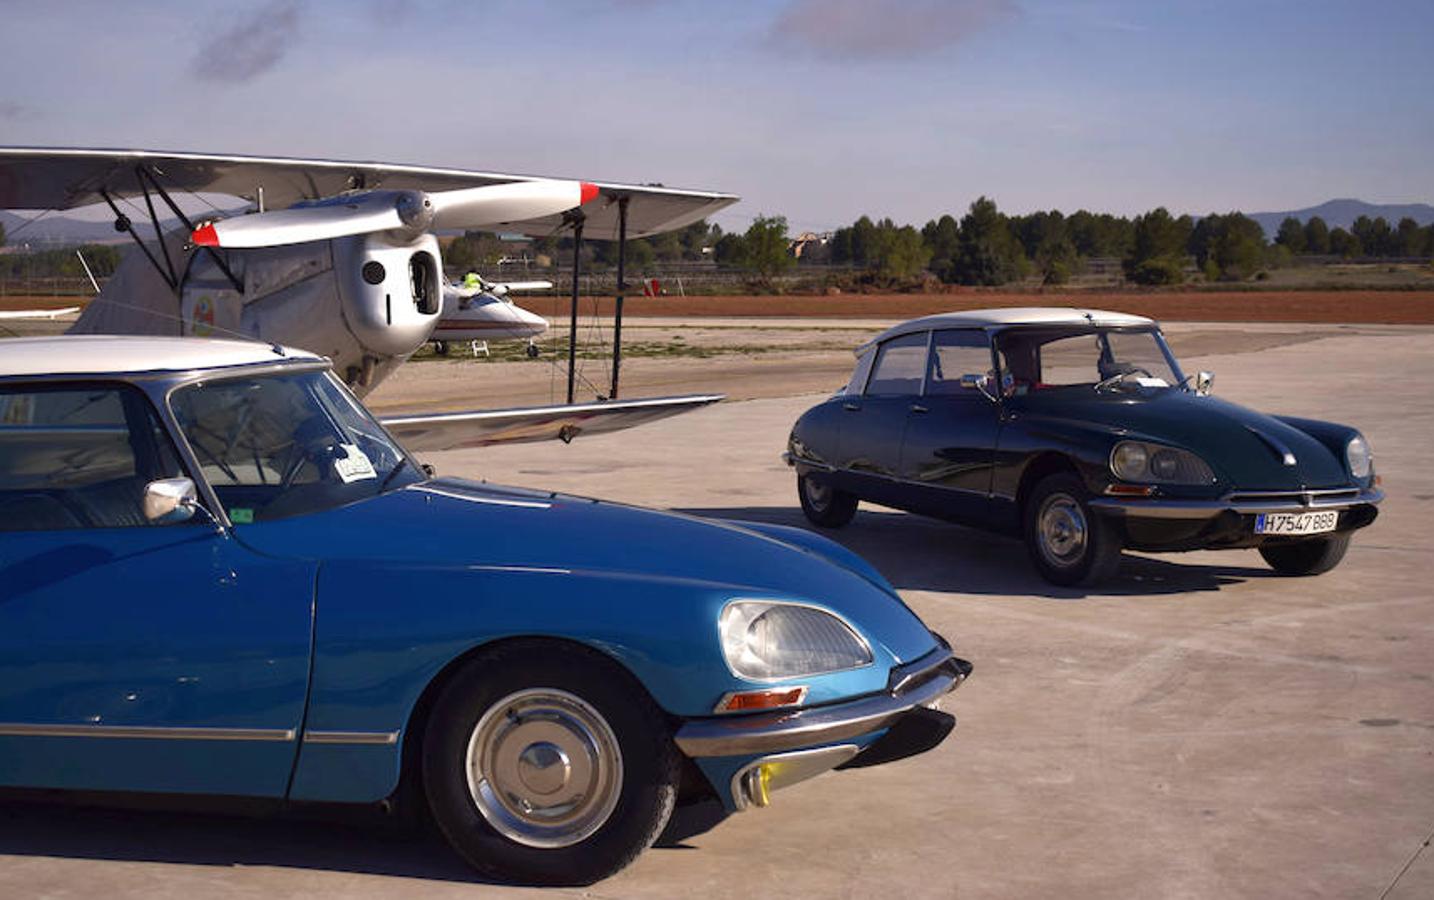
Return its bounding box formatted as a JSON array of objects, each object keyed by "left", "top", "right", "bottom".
[
  {"left": 715, "top": 201, "right": 1434, "bottom": 287},
  {"left": 4, "top": 203, "right": 1432, "bottom": 288},
  {"left": 0, "top": 242, "right": 123, "bottom": 280}
]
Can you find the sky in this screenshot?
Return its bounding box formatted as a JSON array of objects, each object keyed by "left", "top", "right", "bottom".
[{"left": 1, "top": 0, "right": 1431, "bottom": 233}]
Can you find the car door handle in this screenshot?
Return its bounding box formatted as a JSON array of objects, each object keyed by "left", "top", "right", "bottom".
[
  {"left": 843, "top": 402, "right": 860, "bottom": 411},
  {"left": 909, "top": 403, "right": 929, "bottom": 414}
]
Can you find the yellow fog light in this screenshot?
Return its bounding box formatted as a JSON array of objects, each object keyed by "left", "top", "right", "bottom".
[{"left": 746, "top": 765, "right": 773, "bottom": 807}]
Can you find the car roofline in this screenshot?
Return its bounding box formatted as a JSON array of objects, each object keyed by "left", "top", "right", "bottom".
[{"left": 856, "top": 310, "right": 1159, "bottom": 355}]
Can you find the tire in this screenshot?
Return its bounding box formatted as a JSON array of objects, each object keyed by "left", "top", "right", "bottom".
[
  {"left": 421, "top": 641, "right": 680, "bottom": 886},
  {"left": 1023, "top": 473, "right": 1123, "bottom": 586},
  {"left": 525, "top": 343, "right": 541, "bottom": 359},
  {"left": 434, "top": 341, "right": 449, "bottom": 356},
  {"left": 1259, "top": 534, "right": 1351, "bottom": 576},
  {"left": 798, "top": 472, "right": 858, "bottom": 528}
]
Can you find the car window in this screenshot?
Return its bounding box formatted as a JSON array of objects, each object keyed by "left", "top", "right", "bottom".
[
  {"left": 926, "top": 330, "right": 994, "bottom": 396},
  {"left": 865, "top": 332, "right": 928, "bottom": 396},
  {"left": 170, "top": 371, "right": 417, "bottom": 523},
  {"left": 0, "top": 384, "right": 187, "bottom": 531},
  {"left": 996, "top": 328, "right": 1181, "bottom": 395}
]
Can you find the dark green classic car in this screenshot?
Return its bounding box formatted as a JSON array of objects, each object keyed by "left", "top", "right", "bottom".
[{"left": 784, "top": 308, "right": 1382, "bottom": 586}]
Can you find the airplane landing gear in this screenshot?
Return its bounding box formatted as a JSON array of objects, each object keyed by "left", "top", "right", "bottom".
[
  {"left": 434, "top": 341, "right": 449, "bottom": 356},
  {"left": 526, "top": 341, "right": 540, "bottom": 359}
]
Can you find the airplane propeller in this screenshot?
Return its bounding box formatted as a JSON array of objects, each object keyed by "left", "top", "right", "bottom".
[{"left": 192, "top": 180, "right": 600, "bottom": 249}]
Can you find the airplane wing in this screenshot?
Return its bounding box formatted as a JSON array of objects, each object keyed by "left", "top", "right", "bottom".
[
  {"left": 492, "top": 280, "right": 554, "bottom": 292},
  {"left": 0, "top": 306, "right": 82, "bottom": 320},
  {"left": 0, "top": 147, "right": 738, "bottom": 240},
  {"left": 380, "top": 394, "right": 723, "bottom": 452}
]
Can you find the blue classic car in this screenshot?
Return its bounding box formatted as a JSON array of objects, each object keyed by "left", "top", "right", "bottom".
[
  {"left": 785, "top": 308, "right": 1382, "bottom": 586},
  {"left": 0, "top": 336, "right": 969, "bottom": 885}
]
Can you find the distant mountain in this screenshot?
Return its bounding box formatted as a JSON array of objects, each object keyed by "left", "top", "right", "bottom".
[
  {"left": 1, "top": 203, "right": 245, "bottom": 249},
  {"left": 1247, "top": 199, "right": 1434, "bottom": 238},
  {"left": 0, "top": 209, "right": 155, "bottom": 247}
]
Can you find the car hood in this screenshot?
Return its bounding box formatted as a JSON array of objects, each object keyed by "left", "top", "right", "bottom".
[
  {"left": 1014, "top": 389, "right": 1352, "bottom": 489},
  {"left": 234, "top": 477, "right": 938, "bottom": 663}
]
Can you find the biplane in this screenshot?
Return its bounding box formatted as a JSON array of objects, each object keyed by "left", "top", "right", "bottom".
[{"left": 0, "top": 148, "right": 739, "bottom": 449}]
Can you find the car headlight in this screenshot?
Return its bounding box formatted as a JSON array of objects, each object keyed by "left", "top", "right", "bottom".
[
  {"left": 1346, "top": 433, "right": 1372, "bottom": 479},
  {"left": 719, "top": 600, "right": 873, "bottom": 681},
  {"left": 1111, "top": 440, "right": 1215, "bottom": 485}
]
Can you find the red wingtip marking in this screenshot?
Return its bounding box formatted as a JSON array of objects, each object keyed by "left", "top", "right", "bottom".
[
  {"left": 192, "top": 223, "right": 219, "bottom": 247},
  {"left": 580, "top": 182, "right": 600, "bottom": 205}
]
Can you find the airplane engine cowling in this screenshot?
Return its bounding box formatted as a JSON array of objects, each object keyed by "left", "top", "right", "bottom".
[{"left": 332, "top": 232, "right": 443, "bottom": 360}]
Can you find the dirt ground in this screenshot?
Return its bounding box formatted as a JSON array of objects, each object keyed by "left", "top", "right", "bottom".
[
  {"left": 421, "top": 290, "right": 1434, "bottom": 325},
  {"left": 5, "top": 289, "right": 1434, "bottom": 324}
]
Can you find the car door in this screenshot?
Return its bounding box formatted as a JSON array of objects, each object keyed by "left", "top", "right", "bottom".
[
  {"left": 898, "top": 329, "right": 1003, "bottom": 523},
  {"left": 0, "top": 381, "right": 315, "bottom": 798},
  {"left": 835, "top": 331, "right": 929, "bottom": 507}
]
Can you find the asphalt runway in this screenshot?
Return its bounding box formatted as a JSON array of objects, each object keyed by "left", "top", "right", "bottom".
[{"left": 2, "top": 322, "right": 1431, "bottom": 899}]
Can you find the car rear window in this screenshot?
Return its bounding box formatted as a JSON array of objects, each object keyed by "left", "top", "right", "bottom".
[
  {"left": 0, "top": 384, "right": 186, "bottom": 531},
  {"left": 866, "top": 332, "right": 928, "bottom": 396}
]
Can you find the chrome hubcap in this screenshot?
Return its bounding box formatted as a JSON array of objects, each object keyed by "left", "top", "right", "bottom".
[
  {"left": 464, "top": 689, "right": 623, "bottom": 848},
  {"left": 803, "top": 476, "right": 832, "bottom": 511},
  {"left": 1038, "top": 493, "right": 1088, "bottom": 567}
]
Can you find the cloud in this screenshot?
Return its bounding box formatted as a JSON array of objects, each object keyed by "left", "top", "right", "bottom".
[
  {"left": 190, "top": 0, "right": 304, "bottom": 83},
  {"left": 768, "top": 0, "right": 1017, "bottom": 61}
]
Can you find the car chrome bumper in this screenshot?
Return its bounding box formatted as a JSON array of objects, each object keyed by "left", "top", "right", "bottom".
[
  {"left": 673, "top": 646, "right": 971, "bottom": 759},
  {"left": 1089, "top": 486, "right": 1384, "bottom": 521}
]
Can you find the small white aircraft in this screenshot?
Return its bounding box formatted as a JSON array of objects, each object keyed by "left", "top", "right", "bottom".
[
  {"left": 0, "top": 306, "right": 81, "bottom": 320},
  {"left": 433, "top": 272, "right": 550, "bottom": 357},
  {"left": 0, "top": 148, "right": 738, "bottom": 448}
]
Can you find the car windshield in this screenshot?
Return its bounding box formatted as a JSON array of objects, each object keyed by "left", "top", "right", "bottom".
[
  {"left": 170, "top": 369, "right": 421, "bottom": 523},
  {"left": 995, "top": 327, "right": 1185, "bottom": 396}
]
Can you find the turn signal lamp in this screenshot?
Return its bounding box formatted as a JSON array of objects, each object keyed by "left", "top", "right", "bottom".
[
  {"left": 714, "top": 686, "right": 808, "bottom": 714},
  {"left": 1105, "top": 483, "right": 1155, "bottom": 497}
]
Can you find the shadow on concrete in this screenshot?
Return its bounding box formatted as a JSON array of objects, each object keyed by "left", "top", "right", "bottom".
[
  {"left": 677, "top": 506, "right": 1275, "bottom": 599},
  {"left": 0, "top": 796, "right": 731, "bottom": 884},
  {"left": 0, "top": 799, "right": 487, "bottom": 884}
]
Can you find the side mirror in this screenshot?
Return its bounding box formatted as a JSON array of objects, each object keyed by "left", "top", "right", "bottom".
[
  {"left": 1195, "top": 371, "right": 1215, "bottom": 396},
  {"left": 959, "top": 373, "right": 998, "bottom": 402},
  {"left": 143, "top": 477, "right": 199, "bottom": 524}
]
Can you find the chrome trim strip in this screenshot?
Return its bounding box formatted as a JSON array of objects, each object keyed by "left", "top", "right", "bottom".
[
  {"left": 1090, "top": 487, "right": 1383, "bottom": 520},
  {"left": 0, "top": 723, "right": 296, "bottom": 741},
  {"left": 887, "top": 645, "right": 966, "bottom": 696},
  {"left": 302, "top": 730, "right": 400, "bottom": 746},
  {"left": 674, "top": 651, "right": 970, "bottom": 758},
  {"left": 782, "top": 451, "right": 834, "bottom": 473},
  {"left": 411, "top": 485, "right": 551, "bottom": 509}
]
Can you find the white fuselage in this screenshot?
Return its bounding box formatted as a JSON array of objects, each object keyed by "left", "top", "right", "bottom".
[{"left": 431, "top": 288, "right": 549, "bottom": 344}]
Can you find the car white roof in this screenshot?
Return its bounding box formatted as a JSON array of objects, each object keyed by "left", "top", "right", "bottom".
[
  {"left": 0, "top": 336, "right": 323, "bottom": 378},
  {"left": 861, "top": 307, "right": 1156, "bottom": 351}
]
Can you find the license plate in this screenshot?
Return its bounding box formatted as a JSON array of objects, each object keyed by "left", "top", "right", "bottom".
[{"left": 1255, "top": 510, "right": 1339, "bottom": 535}]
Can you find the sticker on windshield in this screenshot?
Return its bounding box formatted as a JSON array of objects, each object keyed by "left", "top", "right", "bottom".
[
  {"left": 229, "top": 508, "right": 254, "bottom": 524},
  {"left": 334, "top": 443, "right": 378, "bottom": 483}
]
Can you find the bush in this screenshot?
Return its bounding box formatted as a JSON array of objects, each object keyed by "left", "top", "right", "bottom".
[{"left": 1130, "top": 256, "right": 1186, "bottom": 285}]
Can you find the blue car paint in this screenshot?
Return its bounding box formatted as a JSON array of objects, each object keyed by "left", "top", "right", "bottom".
[
  {"left": 0, "top": 524, "right": 315, "bottom": 796},
  {"left": 235, "top": 479, "right": 939, "bottom": 804},
  {"left": 1, "top": 370, "right": 945, "bottom": 810}
]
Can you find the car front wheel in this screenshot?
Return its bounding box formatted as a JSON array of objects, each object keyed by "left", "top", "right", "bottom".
[
  {"left": 1024, "top": 473, "right": 1123, "bottom": 586},
  {"left": 422, "top": 641, "right": 680, "bottom": 885},
  {"left": 1259, "top": 534, "right": 1351, "bottom": 575},
  {"left": 798, "top": 472, "right": 858, "bottom": 528}
]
